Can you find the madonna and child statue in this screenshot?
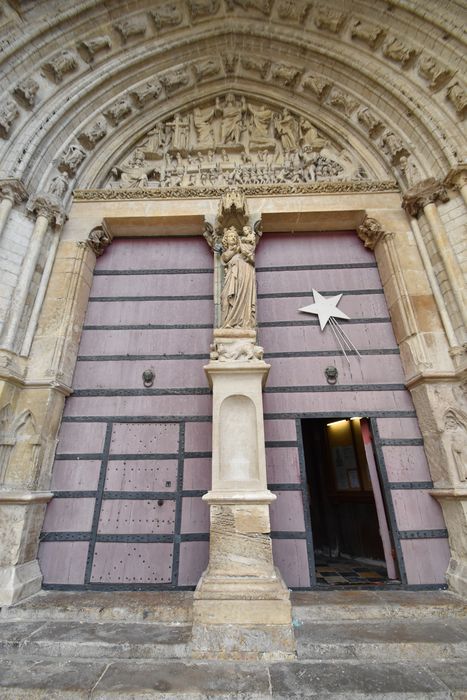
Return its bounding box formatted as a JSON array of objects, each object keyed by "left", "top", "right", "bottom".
[{"left": 220, "top": 224, "right": 257, "bottom": 330}]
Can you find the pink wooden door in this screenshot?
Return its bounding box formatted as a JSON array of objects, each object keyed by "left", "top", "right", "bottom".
[
  {"left": 257, "top": 231, "right": 450, "bottom": 587},
  {"left": 39, "top": 237, "right": 213, "bottom": 589}
]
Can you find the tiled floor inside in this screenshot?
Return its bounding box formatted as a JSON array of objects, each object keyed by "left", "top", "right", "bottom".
[{"left": 315, "top": 555, "right": 398, "bottom": 585}]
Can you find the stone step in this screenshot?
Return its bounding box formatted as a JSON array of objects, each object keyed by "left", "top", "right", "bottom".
[
  {"left": 291, "top": 589, "right": 467, "bottom": 622},
  {"left": 295, "top": 618, "right": 467, "bottom": 661},
  {"left": 0, "top": 620, "right": 191, "bottom": 660},
  {"left": 0, "top": 590, "right": 193, "bottom": 624},
  {"left": 0, "top": 656, "right": 465, "bottom": 698}
]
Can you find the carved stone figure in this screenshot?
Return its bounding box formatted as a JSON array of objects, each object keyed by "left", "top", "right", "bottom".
[
  {"left": 114, "top": 17, "right": 147, "bottom": 42},
  {"left": 130, "top": 80, "right": 162, "bottom": 107},
  {"left": 443, "top": 409, "right": 467, "bottom": 482},
  {"left": 418, "top": 55, "right": 453, "bottom": 90},
  {"left": 217, "top": 94, "right": 246, "bottom": 144},
  {"left": 381, "top": 130, "right": 409, "bottom": 165},
  {"left": 104, "top": 97, "right": 132, "bottom": 125},
  {"left": 166, "top": 112, "right": 190, "bottom": 150},
  {"left": 277, "top": 0, "right": 311, "bottom": 22},
  {"left": 78, "top": 120, "right": 107, "bottom": 149},
  {"left": 0, "top": 100, "right": 19, "bottom": 138},
  {"left": 314, "top": 6, "right": 346, "bottom": 33},
  {"left": 58, "top": 143, "right": 86, "bottom": 174},
  {"left": 87, "top": 225, "right": 113, "bottom": 257},
  {"left": 357, "top": 107, "right": 384, "bottom": 138},
  {"left": 351, "top": 20, "right": 385, "bottom": 48},
  {"left": 301, "top": 75, "right": 331, "bottom": 100},
  {"left": 211, "top": 340, "right": 264, "bottom": 361},
  {"left": 191, "top": 105, "right": 215, "bottom": 146},
  {"left": 160, "top": 69, "right": 190, "bottom": 93},
  {"left": 151, "top": 3, "right": 183, "bottom": 29},
  {"left": 188, "top": 0, "right": 220, "bottom": 19},
  {"left": 220, "top": 225, "right": 257, "bottom": 329},
  {"left": 78, "top": 35, "right": 111, "bottom": 60},
  {"left": 447, "top": 82, "right": 467, "bottom": 119},
  {"left": 226, "top": 0, "right": 271, "bottom": 15},
  {"left": 143, "top": 123, "right": 167, "bottom": 155},
  {"left": 111, "top": 150, "right": 153, "bottom": 188},
  {"left": 194, "top": 59, "right": 221, "bottom": 81},
  {"left": 48, "top": 171, "right": 69, "bottom": 199},
  {"left": 274, "top": 108, "right": 298, "bottom": 150},
  {"left": 42, "top": 49, "right": 78, "bottom": 82},
  {"left": 382, "top": 37, "right": 417, "bottom": 66},
  {"left": 271, "top": 63, "right": 301, "bottom": 88},
  {"left": 398, "top": 155, "right": 420, "bottom": 187},
  {"left": 248, "top": 103, "right": 275, "bottom": 148},
  {"left": 328, "top": 90, "right": 358, "bottom": 116},
  {"left": 13, "top": 77, "right": 39, "bottom": 107},
  {"left": 241, "top": 57, "right": 270, "bottom": 79},
  {"left": 222, "top": 53, "right": 238, "bottom": 75},
  {"left": 299, "top": 118, "right": 326, "bottom": 150}
]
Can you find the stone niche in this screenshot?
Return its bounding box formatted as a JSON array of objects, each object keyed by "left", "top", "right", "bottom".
[
  {"left": 219, "top": 395, "right": 258, "bottom": 483},
  {"left": 106, "top": 92, "right": 369, "bottom": 190}
]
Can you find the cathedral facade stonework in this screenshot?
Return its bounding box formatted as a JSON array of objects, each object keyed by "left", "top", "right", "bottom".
[{"left": 0, "top": 0, "right": 465, "bottom": 642}]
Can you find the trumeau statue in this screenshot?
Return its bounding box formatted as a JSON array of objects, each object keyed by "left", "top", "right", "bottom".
[
  {"left": 106, "top": 93, "right": 367, "bottom": 189},
  {"left": 220, "top": 224, "right": 260, "bottom": 329}
]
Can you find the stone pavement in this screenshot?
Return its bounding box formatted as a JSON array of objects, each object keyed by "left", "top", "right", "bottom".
[{"left": 0, "top": 590, "right": 466, "bottom": 698}]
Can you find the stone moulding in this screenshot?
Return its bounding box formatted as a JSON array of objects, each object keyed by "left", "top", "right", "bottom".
[{"left": 74, "top": 180, "right": 399, "bottom": 201}]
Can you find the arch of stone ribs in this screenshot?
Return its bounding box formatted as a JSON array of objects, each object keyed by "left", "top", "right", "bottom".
[{"left": 0, "top": 0, "right": 465, "bottom": 655}]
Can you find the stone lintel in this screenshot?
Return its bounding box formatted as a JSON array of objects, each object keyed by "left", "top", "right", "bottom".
[
  {"left": 0, "top": 490, "right": 53, "bottom": 504},
  {"left": 402, "top": 177, "right": 449, "bottom": 217}
]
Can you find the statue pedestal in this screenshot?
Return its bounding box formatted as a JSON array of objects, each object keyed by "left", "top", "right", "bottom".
[{"left": 192, "top": 346, "right": 295, "bottom": 660}]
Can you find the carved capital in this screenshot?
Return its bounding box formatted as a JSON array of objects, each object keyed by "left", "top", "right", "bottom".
[
  {"left": 0, "top": 178, "right": 27, "bottom": 204},
  {"left": 357, "top": 216, "right": 386, "bottom": 250},
  {"left": 86, "top": 223, "right": 113, "bottom": 257},
  {"left": 444, "top": 164, "right": 467, "bottom": 191},
  {"left": 402, "top": 177, "right": 450, "bottom": 217},
  {"left": 26, "top": 193, "right": 66, "bottom": 228}
]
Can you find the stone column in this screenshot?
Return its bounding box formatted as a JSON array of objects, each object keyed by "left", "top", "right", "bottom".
[
  {"left": 0, "top": 179, "right": 27, "bottom": 239},
  {"left": 192, "top": 191, "right": 294, "bottom": 660},
  {"left": 402, "top": 178, "right": 467, "bottom": 333},
  {"left": 1, "top": 193, "right": 65, "bottom": 352}
]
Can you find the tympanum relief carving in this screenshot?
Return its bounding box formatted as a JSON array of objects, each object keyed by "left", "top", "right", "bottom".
[{"left": 106, "top": 94, "right": 367, "bottom": 190}]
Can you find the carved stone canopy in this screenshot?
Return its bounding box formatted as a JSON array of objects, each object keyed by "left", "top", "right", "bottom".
[{"left": 105, "top": 93, "right": 373, "bottom": 191}]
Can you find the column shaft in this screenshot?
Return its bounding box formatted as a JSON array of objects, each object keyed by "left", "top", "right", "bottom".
[{"left": 0, "top": 197, "right": 13, "bottom": 239}]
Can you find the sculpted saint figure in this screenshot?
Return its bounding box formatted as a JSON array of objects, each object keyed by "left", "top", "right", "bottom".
[
  {"left": 216, "top": 94, "right": 246, "bottom": 144},
  {"left": 112, "top": 150, "right": 152, "bottom": 188},
  {"left": 247, "top": 103, "right": 275, "bottom": 148},
  {"left": 193, "top": 104, "right": 216, "bottom": 145},
  {"left": 220, "top": 225, "right": 257, "bottom": 329},
  {"left": 274, "top": 108, "right": 298, "bottom": 151}
]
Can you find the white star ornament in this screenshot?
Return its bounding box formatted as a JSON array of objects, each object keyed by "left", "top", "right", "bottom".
[{"left": 299, "top": 289, "right": 350, "bottom": 331}]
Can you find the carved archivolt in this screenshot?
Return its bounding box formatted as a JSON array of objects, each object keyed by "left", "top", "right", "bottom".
[{"left": 105, "top": 93, "right": 371, "bottom": 191}]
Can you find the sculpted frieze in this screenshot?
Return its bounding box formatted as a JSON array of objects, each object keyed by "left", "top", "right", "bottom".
[
  {"left": 418, "top": 55, "right": 453, "bottom": 91},
  {"left": 42, "top": 49, "right": 78, "bottom": 83},
  {"left": 328, "top": 89, "right": 358, "bottom": 116},
  {"left": 270, "top": 63, "right": 301, "bottom": 88},
  {"left": 350, "top": 20, "right": 385, "bottom": 49},
  {"left": 382, "top": 37, "right": 417, "bottom": 66},
  {"left": 113, "top": 16, "right": 147, "bottom": 42},
  {"left": 194, "top": 58, "right": 222, "bottom": 81},
  {"left": 446, "top": 82, "right": 467, "bottom": 119},
  {"left": 160, "top": 68, "right": 190, "bottom": 93},
  {"left": 58, "top": 143, "right": 87, "bottom": 175},
  {"left": 301, "top": 75, "right": 332, "bottom": 100},
  {"left": 130, "top": 79, "right": 163, "bottom": 106},
  {"left": 277, "top": 0, "right": 311, "bottom": 22},
  {"left": 150, "top": 3, "right": 183, "bottom": 29},
  {"left": 0, "top": 99, "right": 19, "bottom": 139},
  {"left": 13, "top": 77, "right": 39, "bottom": 108},
  {"left": 104, "top": 97, "right": 132, "bottom": 125},
  {"left": 226, "top": 0, "right": 272, "bottom": 15},
  {"left": 105, "top": 94, "right": 368, "bottom": 191},
  {"left": 78, "top": 119, "right": 107, "bottom": 149},
  {"left": 314, "top": 6, "right": 346, "bottom": 33},
  {"left": 188, "top": 0, "right": 220, "bottom": 19},
  {"left": 357, "top": 107, "right": 384, "bottom": 138},
  {"left": 78, "top": 35, "right": 111, "bottom": 61}
]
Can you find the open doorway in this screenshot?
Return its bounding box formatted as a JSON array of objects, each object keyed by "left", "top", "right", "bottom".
[{"left": 301, "top": 417, "right": 399, "bottom": 586}]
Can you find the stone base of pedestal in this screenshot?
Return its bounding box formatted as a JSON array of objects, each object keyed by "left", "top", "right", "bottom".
[{"left": 0, "top": 560, "right": 43, "bottom": 606}]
